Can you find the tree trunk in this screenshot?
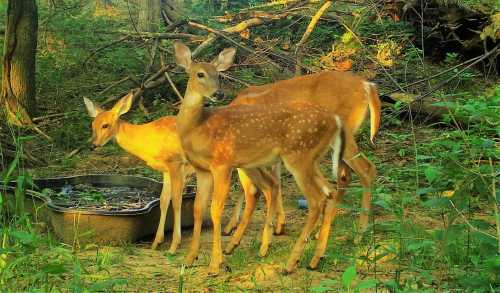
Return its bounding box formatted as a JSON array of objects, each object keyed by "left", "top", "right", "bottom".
[
  {"left": 1, "top": 0, "right": 38, "bottom": 126},
  {"left": 139, "top": 0, "right": 161, "bottom": 32}
]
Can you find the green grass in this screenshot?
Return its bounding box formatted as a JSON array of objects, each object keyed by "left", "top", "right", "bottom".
[{"left": 1, "top": 0, "right": 499, "bottom": 291}]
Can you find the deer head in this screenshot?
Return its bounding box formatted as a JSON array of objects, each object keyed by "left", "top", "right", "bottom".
[
  {"left": 174, "top": 42, "right": 236, "bottom": 101},
  {"left": 83, "top": 93, "right": 133, "bottom": 148}
]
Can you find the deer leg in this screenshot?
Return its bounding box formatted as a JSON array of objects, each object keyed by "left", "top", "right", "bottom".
[
  {"left": 152, "top": 172, "right": 172, "bottom": 250},
  {"left": 282, "top": 157, "right": 323, "bottom": 273},
  {"left": 250, "top": 168, "right": 278, "bottom": 257},
  {"left": 272, "top": 162, "right": 286, "bottom": 235},
  {"left": 186, "top": 169, "right": 213, "bottom": 266},
  {"left": 309, "top": 162, "right": 349, "bottom": 269},
  {"left": 223, "top": 169, "right": 250, "bottom": 236},
  {"left": 224, "top": 169, "right": 258, "bottom": 254},
  {"left": 208, "top": 167, "right": 232, "bottom": 276},
  {"left": 343, "top": 136, "right": 376, "bottom": 235},
  {"left": 168, "top": 163, "right": 186, "bottom": 254}
]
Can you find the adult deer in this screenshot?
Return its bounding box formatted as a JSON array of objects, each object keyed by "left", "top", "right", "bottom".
[
  {"left": 224, "top": 69, "right": 381, "bottom": 239},
  {"left": 174, "top": 41, "right": 345, "bottom": 274}
]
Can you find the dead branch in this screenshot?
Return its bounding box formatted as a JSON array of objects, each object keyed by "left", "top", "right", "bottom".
[
  {"left": 117, "top": 30, "right": 201, "bottom": 40},
  {"left": 98, "top": 76, "right": 132, "bottom": 96},
  {"left": 160, "top": 54, "right": 183, "bottom": 101},
  {"left": 83, "top": 35, "right": 131, "bottom": 64},
  {"left": 190, "top": 12, "right": 290, "bottom": 57},
  {"left": 294, "top": 0, "right": 333, "bottom": 75},
  {"left": 188, "top": 21, "right": 283, "bottom": 71}
]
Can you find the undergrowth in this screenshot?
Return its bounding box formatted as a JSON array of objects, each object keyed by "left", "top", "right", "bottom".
[{"left": 0, "top": 0, "right": 498, "bottom": 291}]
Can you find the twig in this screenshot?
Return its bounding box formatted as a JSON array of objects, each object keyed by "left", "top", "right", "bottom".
[
  {"left": 219, "top": 72, "right": 251, "bottom": 87},
  {"left": 160, "top": 54, "right": 183, "bottom": 101},
  {"left": 83, "top": 35, "right": 131, "bottom": 64},
  {"left": 412, "top": 44, "right": 499, "bottom": 102},
  {"left": 98, "top": 76, "right": 132, "bottom": 95},
  {"left": 449, "top": 199, "right": 497, "bottom": 241},
  {"left": 33, "top": 111, "right": 76, "bottom": 122},
  {"left": 383, "top": 53, "right": 484, "bottom": 96},
  {"left": 294, "top": 0, "right": 333, "bottom": 75},
  {"left": 138, "top": 96, "right": 150, "bottom": 115},
  {"left": 116, "top": 30, "right": 201, "bottom": 40}
]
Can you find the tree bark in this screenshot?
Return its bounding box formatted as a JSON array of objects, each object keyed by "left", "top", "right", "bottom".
[
  {"left": 1, "top": 0, "right": 38, "bottom": 125},
  {"left": 138, "top": 0, "right": 161, "bottom": 32}
]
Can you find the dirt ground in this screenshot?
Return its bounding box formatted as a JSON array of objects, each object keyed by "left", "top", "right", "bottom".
[{"left": 33, "top": 127, "right": 439, "bottom": 292}]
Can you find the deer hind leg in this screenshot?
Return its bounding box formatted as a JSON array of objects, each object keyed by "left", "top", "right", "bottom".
[
  {"left": 168, "top": 163, "right": 186, "bottom": 254},
  {"left": 186, "top": 169, "right": 213, "bottom": 266},
  {"left": 224, "top": 168, "right": 258, "bottom": 255},
  {"left": 343, "top": 135, "right": 376, "bottom": 234},
  {"left": 250, "top": 168, "right": 278, "bottom": 257},
  {"left": 282, "top": 155, "right": 324, "bottom": 273},
  {"left": 272, "top": 162, "right": 286, "bottom": 235},
  {"left": 152, "top": 172, "right": 172, "bottom": 250},
  {"left": 208, "top": 166, "right": 232, "bottom": 275},
  {"left": 223, "top": 169, "right": 251, "bottom": 236},
  {"left": 309, "top": 161, "right": 349, "bottom": 269}
]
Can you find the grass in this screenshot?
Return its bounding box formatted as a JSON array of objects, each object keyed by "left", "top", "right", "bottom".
[{"left": 1, "top": 0, "right": 499, "bottom": 292}]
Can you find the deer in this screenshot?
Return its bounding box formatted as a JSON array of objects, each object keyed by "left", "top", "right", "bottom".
[
  {"left": 174, "top": 41, "right": 345, "bottom": 274},
  {"left": 83, "top": 93, "right": 277, "bottom": 256},
  {"left": 223, "top": 68, "right": 381, "bottom": 245},
  {"left": 84, "top": 93, "right": 192, "bottom": 254}
]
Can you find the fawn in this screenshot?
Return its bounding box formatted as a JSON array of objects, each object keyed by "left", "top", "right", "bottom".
[{"left": 174, "top": 41, "right": 345, "bottom": 274}]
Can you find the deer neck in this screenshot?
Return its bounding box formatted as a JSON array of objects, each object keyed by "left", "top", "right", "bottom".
[
  {"left": 177, "top": 81, "right": 205, "bottom": 135},
  {"left": 114, "top": 121, "right": 145, "bottom": 159}
]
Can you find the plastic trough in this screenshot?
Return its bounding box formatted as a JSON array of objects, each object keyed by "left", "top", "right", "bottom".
[{"left": 5, "top": 174, "right": 198, "bottom": 245}]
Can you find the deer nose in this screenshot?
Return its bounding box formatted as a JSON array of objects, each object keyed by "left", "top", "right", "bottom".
[
  {"left": 214, "top": 90, "right": 225, "bottom": 100},
  {"left": 90, "top": 143, "right": 98, "bottom": 151}
]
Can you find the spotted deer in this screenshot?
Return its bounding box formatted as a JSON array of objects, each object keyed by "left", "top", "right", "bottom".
[{"left": 174, "top": 41, "right": 345, "bottom": 274}]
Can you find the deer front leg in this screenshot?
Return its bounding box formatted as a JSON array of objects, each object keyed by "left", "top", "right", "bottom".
[
  {"left": 152, "top": 173, "right": 172, "bottom": 250},
  {"left": 208, "top": 167, "right": 231, "bottom": 276},
  {"left": 168, "top": 163, "right": 186, "bottom": 254},
  {"left": 186, "top": 170, "right": 213, "bottom": 266}
]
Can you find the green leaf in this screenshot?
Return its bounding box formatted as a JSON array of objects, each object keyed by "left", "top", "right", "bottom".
[
  {"left": 342, "top": 265, "right": 357, "bottom": 289},
  {"left": 424, "top": 166, "right": 439, "bottom": 184},
  {"left": 42, "top": 263, "right": 67, "bottom": 275},
  {"left": 356, "top": 278, "right": 378, "bottom": 290},
  {"left": 88, "top": 278, "right": 127, "bottom": 292}
]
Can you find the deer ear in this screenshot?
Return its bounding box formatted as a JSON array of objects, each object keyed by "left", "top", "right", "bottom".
[
  {"left": 84, "top": 97, "right": 103, "bottom": 118},
  {"left": 174, "top": 42, "right": 192, "bottom": 70},
  {"left": 212, "top": 47, "right": 236, "bottom": 72},
  {"left": 112, "top": 93, "right": 134, "bottom": 116}
]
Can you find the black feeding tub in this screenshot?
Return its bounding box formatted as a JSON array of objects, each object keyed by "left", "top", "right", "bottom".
[{"left": 6, "top": 174, "right": 198, "bottom": 245}]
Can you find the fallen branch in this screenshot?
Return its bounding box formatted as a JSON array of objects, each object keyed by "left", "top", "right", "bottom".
[
  {"left": 83, "top": 35, "right": 131, "bottom": 64},
  {"left": 98, "top": 76, "right": 132, "bottom": 96},
  {"left": 160, "top": 54, "right": 183, "bottom": 101},
  {"left": 188, "top": 21, "right": 311, "bottom": 72},
  {"left": 189, "top": 12, "right": 290, "bottom": 57},
  {"left": 294, "top": 0, "right": 333, "bottom": 75}
]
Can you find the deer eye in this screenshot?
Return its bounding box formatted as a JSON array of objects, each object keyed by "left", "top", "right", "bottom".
[
  {"left": 197, "top": 72, "right": 205, "bottom": 78},
  {"left": 102, "top": 124, "right": 109, "bottom": 129}
]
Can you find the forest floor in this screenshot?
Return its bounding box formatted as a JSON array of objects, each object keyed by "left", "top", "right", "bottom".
[
  {"left": 2, "top": 1, "right": 498, "bottom": 292},
  {"left": 29, "top": 124, "right": 483, "bottom": 292}
]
